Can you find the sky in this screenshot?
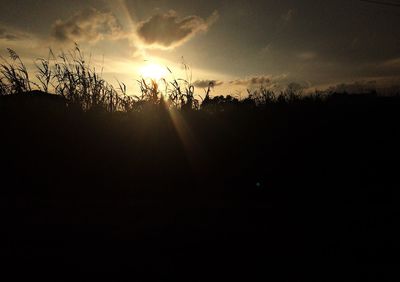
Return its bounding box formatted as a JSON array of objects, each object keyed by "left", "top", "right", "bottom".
[{"left": 1, "top": 0, "right": 400, "bottom": 96}]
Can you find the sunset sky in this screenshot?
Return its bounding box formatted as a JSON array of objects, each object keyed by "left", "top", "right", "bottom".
[{"left": 1, "top": 0, "right": 400, "bottom": 95}]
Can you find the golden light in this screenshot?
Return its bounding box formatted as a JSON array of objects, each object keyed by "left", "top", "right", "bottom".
[{"left": 139, "top": 63, "right": 168, "bottom": 81}]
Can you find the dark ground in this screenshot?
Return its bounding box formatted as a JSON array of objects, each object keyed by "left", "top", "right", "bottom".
[{"left": 1, "top": 93, "right": 399, "bottom": 281}]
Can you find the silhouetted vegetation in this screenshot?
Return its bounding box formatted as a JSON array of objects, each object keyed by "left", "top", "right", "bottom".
[
  {"left": 2, "top": 48, "right": 400, "bottom": 282},
  {"left": 0, "top": 46, "right": 340, "bottom": 112},
  {"left": 0, "top": 46, "right": 204, "bottom": 111}
]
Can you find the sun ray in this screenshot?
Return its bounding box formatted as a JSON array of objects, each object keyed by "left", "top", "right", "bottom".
[{"left": 110, "top": 0, "right": 147, "bottom": 57}]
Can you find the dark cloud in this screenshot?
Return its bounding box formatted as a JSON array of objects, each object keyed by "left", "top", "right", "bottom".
[
  {"left": 323, "top": 79, "right": 400, "bottom": 95},
  {"left": 230, "top": 75, "right": 287, "bottom": 87},
  {"left": 193, "top": 79, "right": 223, "bottom": 88},
  {"left": 228, "top": 75, "right": 312, "bottom": 93},
  {"left": 0, "top": 27, "right": 20, "bottom": 41},
  {"left": 326, "top": 80, "right": 378, "bottom": 94},
  {"left": 136, "top": 10, "right": 219, "bottom": 49},
  {"left": 52, "top": 8, "right": 124, "bottom": 43}
]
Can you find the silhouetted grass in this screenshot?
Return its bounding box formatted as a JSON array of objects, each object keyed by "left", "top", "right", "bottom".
[
  {"left": 0, "top": 46, "right": 318, "bottom": 112},
  {"left": 0, "top": 46, "right": 202, "bottom": 111}
]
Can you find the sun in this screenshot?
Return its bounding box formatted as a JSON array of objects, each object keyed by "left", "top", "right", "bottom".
[{"left": 139, "top": 63, "right": 168, "bottom": 81}]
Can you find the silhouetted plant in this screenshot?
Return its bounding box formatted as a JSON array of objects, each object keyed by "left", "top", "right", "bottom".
[
  {"left": 35, "top": 50, "right": 54, "bottom": 93},
  {"left": 282, "top": 82, "right": 304, "bottom": 102},
  {"left": 138, "top": 78, "right": 161, "bottom": 104},
  {"left": 0, "top": 77, "right": 8, "bottom": 96},
  {"left": 41, "top": 44, "right": 130, "bottom": 112},
  {"left": 0, "top": 46, "right": 328, "bottom": 112},
  {"left": 0, "top": 48, "right": 32, "bottom": 94},
  {"left": 165, "top": 62, "right": 199, "bottom": 110},
  {"left": 247, "top": 86, "right": 277, "bottom": 105}
]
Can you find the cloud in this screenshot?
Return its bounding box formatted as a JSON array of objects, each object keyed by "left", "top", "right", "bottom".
[
  {"left": 0, "top": 25, "right": 30, "bottom": 42},
  {"left": 297, "top": 52, "right": 317, "bottom": 60},
  {"left": 281, "top": 9, "right": 295, "bottom": 22},
  {"left": 231, "top": 76, "right": 271, "bottom": 86},
  {"left": 382, "top": 57, "right": 400, "bottom": 69},
  {"left": 326, "top": 80, "right": 378, "bottom": 94},
  {"left": 259, "top": 44, "right": 273, "bottom": 56},
  {"left": 324, "top": 80, "right": 400, "bottom": 95},
  {"left": 52, "top": 8, "right": 124, "bottom": 43},
  {"left": 136, "top": 10, "right": 219, "bottom": 49},
  {"left": 193, "top": 79, "right": 223, "bottom": 88},
  {"left": 0, "top": 27, "right": 20, "bottom": 41},
  {"left": 230, "top": 74, "right": 288, "bottom": 87}
]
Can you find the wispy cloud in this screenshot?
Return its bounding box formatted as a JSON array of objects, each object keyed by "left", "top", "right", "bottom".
[
  {"left": 52, "top": 8, "right": 125, "bottom": 43},
  {"left": 259, "top": 9, "right": 295, "bottom": 56},
  {"left": 0, "top": 25, "right": 31, "bottom": 42},
  {"left": 0, "top": 28, "right": 19, "bottom": 41},
  {"left": 259, "top": 44, "right": 273, "bottom": 56},
  {"left": 281, "top": 9, "right": 295, "bottom": 22},
  {"left": 297, "top": 52, "right": 317, "bottom": 60},
  {"left": 382, "top": 57, "right": 400, "bottom": 69}
]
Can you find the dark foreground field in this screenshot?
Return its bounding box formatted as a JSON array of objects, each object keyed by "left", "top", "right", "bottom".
[{"left": 1, "top": 92, "right": 399, "bottom": 281}]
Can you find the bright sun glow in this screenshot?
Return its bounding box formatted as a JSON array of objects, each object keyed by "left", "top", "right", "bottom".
[{"left": 139, "top": 63, "right": 168, "bottom": 81}]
